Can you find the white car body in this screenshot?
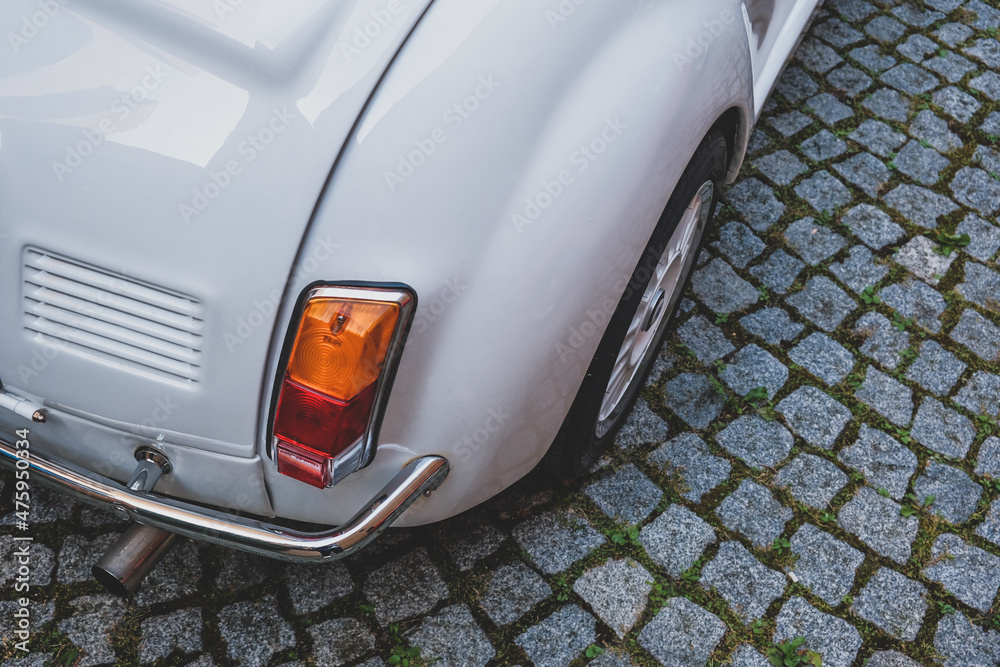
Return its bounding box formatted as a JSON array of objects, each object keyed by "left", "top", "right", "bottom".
[{"left": 0, "top": 0, "right": 820, "bottom": 552}]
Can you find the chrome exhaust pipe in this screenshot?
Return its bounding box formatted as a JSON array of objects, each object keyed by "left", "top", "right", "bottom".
[
  {"left": 92, "top": 522, "right": 178, "bottom": 597},
  {"left": 92, "top": 447, "right": 177, "bottom": 597}
]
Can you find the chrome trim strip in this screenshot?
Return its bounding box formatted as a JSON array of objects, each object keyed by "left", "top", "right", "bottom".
[{"left": 0, "top": 439, "right": 448, "bottom": 562}]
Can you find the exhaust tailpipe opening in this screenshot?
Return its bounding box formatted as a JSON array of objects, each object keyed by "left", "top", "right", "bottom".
[
  {"left": 92, "top": 522, "right": 178, "bottom": 598},
  {"left": 93, "top": 447, "right": 177, "bottom": 597}
]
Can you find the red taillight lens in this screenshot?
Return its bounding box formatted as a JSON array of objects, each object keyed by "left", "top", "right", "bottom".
[
  {"left": 276, "top": 443, "right": 329, "bottom": 488},
  {"left": 274, "top": 379, "right": 376, "bottom": 458},
  {"left": 272, "top": 286, "right": 413, "bottom": 489}
]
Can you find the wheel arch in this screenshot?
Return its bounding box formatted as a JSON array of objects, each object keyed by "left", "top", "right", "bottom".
[{"left": 715, "top": 105, "right": 754, "bottom": 183}]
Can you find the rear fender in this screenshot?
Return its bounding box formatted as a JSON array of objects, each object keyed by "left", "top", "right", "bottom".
[{"left": 260, "top": 0, "right": 755, "bottom": 525}]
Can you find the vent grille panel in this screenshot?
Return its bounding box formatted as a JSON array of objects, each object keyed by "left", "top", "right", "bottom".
[{"left": 23, "top": 249, "right": 204, "bottom": 383}]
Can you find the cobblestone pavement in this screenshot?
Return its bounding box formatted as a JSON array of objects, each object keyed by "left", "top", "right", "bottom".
[{"left": 4, "top": 1, "right": 1000, "bottom": 666}]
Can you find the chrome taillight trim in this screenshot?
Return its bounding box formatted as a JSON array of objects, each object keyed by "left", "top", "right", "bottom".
[{"left": 268, "top": 283, "right": 416, "bottom": 486}]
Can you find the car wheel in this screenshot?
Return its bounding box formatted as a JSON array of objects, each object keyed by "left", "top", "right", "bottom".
[{"left": 544, "top": 128, "right": 727, "bottom": 478}]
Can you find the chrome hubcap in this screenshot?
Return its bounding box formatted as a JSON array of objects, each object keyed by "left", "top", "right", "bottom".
[{"left": 596, "top": 181, "right": 714, "bottom": 436}]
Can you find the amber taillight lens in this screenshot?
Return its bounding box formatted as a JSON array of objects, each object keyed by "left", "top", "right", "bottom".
[{"left": 273, "top": 286, "right": 414, "bottom": 488}]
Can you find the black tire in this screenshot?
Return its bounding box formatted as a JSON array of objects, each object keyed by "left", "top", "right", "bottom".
[{"left": 543, "top": 129, "right": 728, "bottom": 478}]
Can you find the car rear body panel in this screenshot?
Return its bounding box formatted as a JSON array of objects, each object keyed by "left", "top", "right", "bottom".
[
  {"left": 0, "top": 0, "right": 432, "bottom": 510},
  {"left": 1, "top": 0, "right": 819, "bottom": 528}
]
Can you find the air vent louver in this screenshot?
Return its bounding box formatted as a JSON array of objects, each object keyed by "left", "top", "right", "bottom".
[{"left": 23, "top": 249, "right": 203, "bottom": 383}]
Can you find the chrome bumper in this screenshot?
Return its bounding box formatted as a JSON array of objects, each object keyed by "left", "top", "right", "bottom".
[{"left": 0, "top": 438, "right": 449, "bottom": 562}]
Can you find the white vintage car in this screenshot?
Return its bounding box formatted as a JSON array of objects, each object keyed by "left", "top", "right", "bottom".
[{"left": 0, "top": 0, "right": 820, "bottom": 594}]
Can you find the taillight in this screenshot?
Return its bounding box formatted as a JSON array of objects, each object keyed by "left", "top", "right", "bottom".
[{"left": 272, "top": 285, "right": 414, "bottom": 488}]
